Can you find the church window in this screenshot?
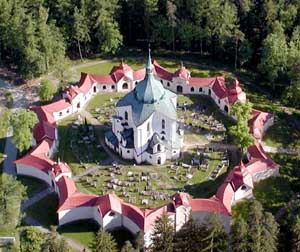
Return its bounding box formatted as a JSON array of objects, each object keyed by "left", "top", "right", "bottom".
[
  {"left": 160, "top": 80, "right": 163, "bottom": 84},
  {"left": 241, "top": 185, "right": 247, "bottom": 190},
  {"left": 125, "top": 111, "right": 128, "bottom": 120},
  {"left": 208, "top": 89, "right": 211, "bottom": 96},
  {"left": 199, "top": 87, "right": 203, "bottom": 92},
  {"left": 127, "top": 150, "right": 130, "bottom": 153},
  {"left": 112, "top": 85, "right": 115, "bottom": 89},
  {"left": 162, "top": 119, "right": 165, "bottom": 129},
  {"left": 161, "top": 136, "right": 165, "bottom": 140},
  {"left": 103, "top": 85, "right": 106, "bottom": 90},
  {"left": 191, "top": 87, "right": 194, "bottom": 92},
  {"left": 59, "top": 112, "right": 62, "bottom": 117},
  {"left": 157, "top": 144, "right": 161, "bottom": 152},
  {"left": 167, "top": 82, "right": 170, "bottom": 87}
]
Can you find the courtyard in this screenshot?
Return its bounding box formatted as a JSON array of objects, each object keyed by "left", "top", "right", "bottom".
[{"left": 57, "top": 90, "right": 238, "bottom": 208}]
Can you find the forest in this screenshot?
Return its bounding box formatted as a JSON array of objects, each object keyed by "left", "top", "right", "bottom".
[{"left": 1, "top": 0, "right": 300, "bottom": 107}]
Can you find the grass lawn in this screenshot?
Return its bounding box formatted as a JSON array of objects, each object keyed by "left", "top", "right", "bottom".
[
  {"left": 76, "top": 57, "right": 223, "bottom": 78},
  {"left": 57, "top": 220, "right": 98, "bottom": 249},
  {"left": 24, "top": 193, "right": 58, "bottom": 228},
  {"left": 263, "top": 112, "right": 300, "bottom": 149},
  {"left": 17, "top": 176, "right": 48, "bottom": 198}
]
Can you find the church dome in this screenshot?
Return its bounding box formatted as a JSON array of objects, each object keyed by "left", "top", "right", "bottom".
[{"left": 134, "top": 50, "right": 165, "bottom": 104}]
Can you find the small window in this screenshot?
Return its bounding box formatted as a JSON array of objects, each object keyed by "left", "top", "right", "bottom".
[
  {"left": 125, "top": 111, "right": 128, "bottom": 120},
  {"left": 66, "top": 110, "right": 69, "bottom": 113},
  {"left": 161, "top": 136, "right": 165, "bottom": 140},
  {"left": 208, "top": 89, "right": 211, "bottom": 96},
  {"left": 162, "top": 119, "right": 165, "bottom": 129},
  {"left": 157, "top": 144, "right": 161, "bottom": 152},
  {"left": 161, "top": 131, "right": 166, "bottom": 134},
  {"left": 218, "top": 99, "right": 220, "bottom": 104},
  {"left": 160, "top": 80, "right": 163, "bottom": 84},
  {"left": 167, "top": 82, "right": 170, "bottom": 87},
  {"left": 191, "top": 87, "right": 194, "bottom": 92},
  {"left": 127, "top": 150, "right": 130, "bottom": 153},
  {"left": 109, "top": 211, "right": 115, "bottom": 217},
  {"left": 199, "top": 87, "right": 203, "bottom": 92},
  {"left": 147, "top": 122, "right": 150, "bottom": 132},
  {"left": 103, "top": 85, "right": 106, "bottom": 90},
  {"left": 241, "top": 185, "right": 247, "bottom": 190},
  {"left": 112, "top": 85, "right": 115, "bottom": 89},
  {"left": 59, "top": 112, "right": 62, "bottom": 116}
]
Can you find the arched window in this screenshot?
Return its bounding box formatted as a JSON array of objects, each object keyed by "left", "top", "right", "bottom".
[
  {"left": 162, "top": 119, "right": 165, "bottom": 129},
  {"left": 59, "top": 112, "right": 62, "bottom": 116},
  {"left": 224, "top": 105, "right": 229, "bottom": 113},
  {"left": 199, "top": 87, "right": 203, "bottom": 92},
  {"left": 191, "top": 87, "right": 194, "bottom": 92},
  {"left": 157, "top": 157, "right": 161, "bottom": 164},
  {"left": 167, "top": 82, "right": 170, "bottom": 87},
  {"left": 177, "top": 85, "right": 183, "bottom": 93},
  {"left": 157, "top": 144, "right": 161, "bottom": 152},
  {"left": 125, "top": 111, "right": 128, "bottom": 120},
  {"left": 93, "top": 86, "right": 97, "bottom": 93},
  {"left": 103, "top": 85, "right": 106, "bottom": 90},
  {"left": 161, "top": 136, "right": 165, "bottom": 140},
  {"left": 122, "top": 83, "right": 128, "bottom": 89},
  {"left": 112, "top": 85, "right": 115, "bottom": 90},
  {"left": 208, "top": 89, "right": 211, "bottom": 96}
]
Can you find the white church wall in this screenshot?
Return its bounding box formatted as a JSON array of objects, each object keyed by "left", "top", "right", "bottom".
[
  {"left": 58, "top": 206, "right": 98, "bottom": 226},
  {"left": 234, "top": 185, "right": 253, "bottom": 201},
  {"left": 16, "top": 164, "right": 52, "bottom": 186},
  {"left": 103, "top": 212, "right": 123, "bottom": 231}
]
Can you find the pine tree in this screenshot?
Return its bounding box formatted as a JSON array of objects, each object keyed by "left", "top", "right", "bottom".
[
  {"left": 92, "top": 228, "right": 117, "bottom": 252},
  {"left": 230, "top": 217, "right": 248, "bottom": 252},
  {"left": 247, "top": 200, "right": 264, "bottom": 252},
  {"left": 292, "top": 215, "right": 300, "bottom": 252},
  {"left": 134, "top": 231, "right": 144, "bottom": 252},
  {"left": 261, "top": 212, "right": 278, "bottom": 252},
  {"left": 174, "top": 217, "right": 206, "bottom": 252},
  {"left": 150, "top": 213, "right": 174, "bottom": 252},
  {"left": 201, "top": 213, "right": 228, "bottom": 252},
  {"left": 121, "top": 240, "right": 135, "bottom": 252}
]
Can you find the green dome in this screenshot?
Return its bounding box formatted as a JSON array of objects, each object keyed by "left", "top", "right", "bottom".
[{"left": 134, "top": 49, "right": 165, "bottom": 104}]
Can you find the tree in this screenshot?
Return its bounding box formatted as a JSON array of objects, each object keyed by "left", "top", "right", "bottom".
[
  {"left": 134, "top": 231, "right": 144, "bottom": 252},
  {"left": 174, "top": 217, "right": 205, "bottom": 252},
  {"left": 229, "top": 101, "right": 254, "bottom": 155},
  {"left": 166, "top": 1, "right": 177, "bottom": 50},
  {"left": 92, "top": 228, "right": 117, "bottom": 252},
  {"left": 261, "top": 212, "right": 278, "bottom": 252},
  {"left": 11, "top": 108, "right": 38, "bottom": 152},
  {"left": 292, "top": 215, "right": 300, "bottom": 252},
  {"left": 0, "top": 108, "right": 11, "bottom": 137},
  {"left": 0, "top": 174, "right": 26, "bottom": 229},
  {"left": 230, "top": 217, "right": 248, "bottom": 252},
  {"left": 144, "top": 0, "right": 158, "bottom": 40},
  {"left": 91, "top": 0, "right": 122, "bottom": 54},
  {"left": 150, "top": 213, "right": 174, "bottom": 252},
  {"left": 73, "top": 2, "right": 90, "bottom": 60},
  {"left": 259, "top": 21, "right": 288, "bottom": 89},
  {"left": 201, "top": 213, "right": 228, "bottom": 252},
  {"left": 41, "top": 227, "right": 71, "bottom": 252},
  {"left": 20, "top": 227, "right": 46, "bottom": 252},
  {"left": 121, "top": 240, "right": 135, "bottom": 252},
  {"left": 39, "top": 79, "right": 56, "bottom": 102}
]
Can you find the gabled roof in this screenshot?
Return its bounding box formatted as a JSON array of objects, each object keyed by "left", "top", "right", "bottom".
[
  {"left": 174, "top": 66, "right": 190, "bottom": 80},
  {"left": 15, "top": 153, "right": 54, "bottom": 173},
  {"left": 57, "top": 176, "right": 98, "bottom": 212},
  {"left": 97, "top": 193, "right": 123, "bottom": 216},
  {"left": 189, "top": 77, "right": 216, "bottom": 87},
  {"left": 153, "top": 60, "right": 173, "bottom": 81},
  {"left": 52, "top": 162, "right": 71, "bottom": 177},
  {"left": 226, "top": 79, "right": 246, "bottom": 104},
  {"left": 212, "top": 77, "right": 227, "bottom": 99},
  {"left": 110, "top": 62, "right": 133, "bottom": 82},
  {"left": 190, "top": 196, "right": 230, "bottom": 215},
  {"left": 248, "top": 109, "right": 274, "bottom": 140},
  {"left": 33, "top": 120, "right": 56, "bottom": 143}
]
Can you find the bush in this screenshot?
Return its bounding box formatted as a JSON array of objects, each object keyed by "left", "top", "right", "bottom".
[{"left": 39, "top": 79, "right": 56, "bottom": 102}]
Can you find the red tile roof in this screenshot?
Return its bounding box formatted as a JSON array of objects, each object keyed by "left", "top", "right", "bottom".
[
  {"left": 52, "top": 162, "right": 71, "bottom": 177},
  {"left": 174, "top": 67, "right": 190, "bottom": 80},
  {"left": 215, "top": 182, "right": 235, "bottom": 214},
  {"left": 33, "top": 120, "right": 56, "bottom": 143},
  {"left": 189, "top": 77, "right": 216, "bottom": 87},
  {"left": 153, "top": 60, "right": 173, "bottom": 81},
  {"left": 57, "top": 176, "right": 98, "bottom": 212},
  {"left": 226, "top": 79, "right": 246, "bottom": 104},
  {"left": 248, "top": 109, "right": 273, "bottom": 140},
  {"left": 97, "top": 194, "right": 123, "bottom": 216},
  {"left": 190, "top": 196, "right": 230, "bottom": 215},
  {"left": 212, "top": 77, "right": 227, "bottom": 99},
  {"left": 15, "top": 153, "right": 54, "bottom": 173}
]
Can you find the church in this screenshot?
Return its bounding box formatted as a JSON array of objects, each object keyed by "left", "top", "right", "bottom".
[{"left": 105, "top": 51, "right": 184, "bottom": 165}]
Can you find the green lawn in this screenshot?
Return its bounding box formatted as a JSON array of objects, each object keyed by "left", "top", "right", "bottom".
[
  {"left": 76, "top": 57, "right": 222, "bottom": 78},
  {"left": 17, "top": 176, "right": 48, "bottom": 198},
  {"left": 24, "top": 193, "right": 58, "bottom": 228},
  {"left": 263, "top": 112, "right": 300, "bottom": 149},
  {"left": 57, "top": 220, "right": 98, "bottom": 249}
]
